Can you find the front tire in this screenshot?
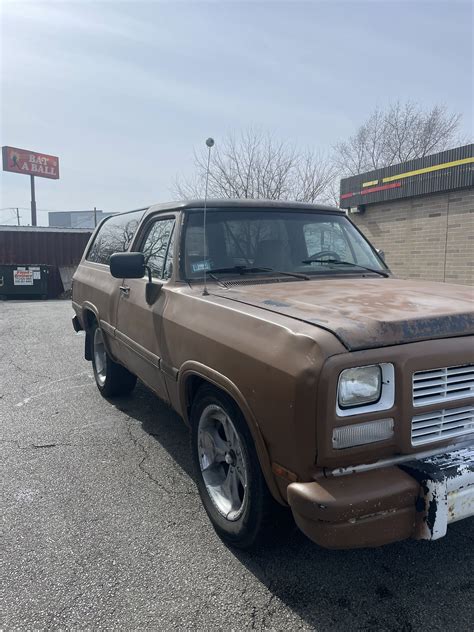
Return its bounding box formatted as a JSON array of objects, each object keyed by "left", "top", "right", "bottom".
[
  {"left": 90, "top": 321, "right": 137, "bottom": 397},
  {"left": 191, "top": 385, "right": 285, "bottom": 548}
]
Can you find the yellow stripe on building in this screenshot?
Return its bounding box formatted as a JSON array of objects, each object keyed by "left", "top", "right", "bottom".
[
  {"left": 362, "top": 179, "right": 378, "bottom": 187},
  {"left": 382, "top": 156, "right": 474, "bottom": 183}
]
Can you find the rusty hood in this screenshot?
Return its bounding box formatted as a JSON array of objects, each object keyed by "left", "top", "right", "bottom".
[{"left": 211, "top": 277, "right": 474, "bottom": 351}]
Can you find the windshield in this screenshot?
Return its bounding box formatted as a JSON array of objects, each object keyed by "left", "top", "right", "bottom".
[{"left": 183, "top": 209, "right": 387, "bottom": 279}]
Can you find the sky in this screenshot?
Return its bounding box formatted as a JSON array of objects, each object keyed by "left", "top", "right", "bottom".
[{"left": 0, "top": 0, "right": 472, "bottom": 226}]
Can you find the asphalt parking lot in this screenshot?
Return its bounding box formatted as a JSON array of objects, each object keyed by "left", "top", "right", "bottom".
[{"left": 1, "top": 300, "right": 473, "bottom": 631}]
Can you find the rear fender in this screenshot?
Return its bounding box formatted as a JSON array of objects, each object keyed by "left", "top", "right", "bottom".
[{"left": 79, "top": 302, "right": 115, "bottom": 362}]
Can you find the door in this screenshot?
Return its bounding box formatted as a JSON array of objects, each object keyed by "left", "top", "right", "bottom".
[{"left": 115, "top": 215, "right": 176, "bottom": 401}]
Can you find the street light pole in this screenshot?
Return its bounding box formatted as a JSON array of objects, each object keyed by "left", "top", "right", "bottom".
[{"left": 30, "top": 175, "right": 37, "bottom": 226}]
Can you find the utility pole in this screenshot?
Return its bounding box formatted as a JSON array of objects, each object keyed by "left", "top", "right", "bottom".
[
  {"left": 94, "top": 206, "right": 97, "bottom": 227},
  {"left": 30, "top": 175, "right": 37, "bottom": 226},
  {"left": 16, "top": 207, "right": 20, "bottom": 226}
]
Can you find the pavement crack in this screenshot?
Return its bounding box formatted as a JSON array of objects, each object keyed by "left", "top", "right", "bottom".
[
  {"left": 8, "top": 355, "right": 52, "bottom": 385},
  {"left": 250, "top": 604, "right": 258, "bottom": 629},
  {"left": 0, "top": 439, "right": 72, "bottom": 450},
  {"left": 47, "top": 591, "right": 85, "bottom": 627},
  {"left": 138, "top": 455, "right": 174, "bottom": 494},
  {"left": 0, "top": 439, "right": 22, "bottom": 447},
  {"left": 125, "top": 419, "right": 177, "bottom": 496},
  {"left": 262, "top": 588, "right": 277, "bottom": 628}
]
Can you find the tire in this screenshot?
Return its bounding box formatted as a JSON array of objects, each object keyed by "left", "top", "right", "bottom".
[
  {"left": 90, "top": 321, "right": 137, "bottom": 397},
  {"left": 191, "top": 385, "right": 287, "bottom": 549}
]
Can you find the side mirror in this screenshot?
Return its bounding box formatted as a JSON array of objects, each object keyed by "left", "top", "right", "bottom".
[
  {"left": 376, "top": 248, "right": 385, "bottom": 261},
  {"left": 110, "top": 252, "right": 145, "bottom": 279}
]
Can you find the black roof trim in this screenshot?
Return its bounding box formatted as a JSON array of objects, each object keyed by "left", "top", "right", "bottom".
[{"left": 145, "top": 198, "right": 344, "bottom": 215}]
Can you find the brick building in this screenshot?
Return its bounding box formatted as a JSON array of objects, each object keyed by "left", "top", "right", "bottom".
[{"left": 339, "top": 144, "right": 473, "bottom": 286}]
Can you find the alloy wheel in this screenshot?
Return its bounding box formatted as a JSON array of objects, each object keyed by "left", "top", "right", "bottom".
[{"left": 197, "top": 404, "right": 248, "bottom": 521}]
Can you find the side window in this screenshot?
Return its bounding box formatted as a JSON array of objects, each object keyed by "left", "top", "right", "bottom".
[
  {"left": 87, "top": 210, "right": 144, "bottom": 265},
  {"left": 140, "top": 218, "right": 175, "bottom": 279}
]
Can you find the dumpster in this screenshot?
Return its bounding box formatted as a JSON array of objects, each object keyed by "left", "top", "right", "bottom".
[
  {"left": 0, "top": 226, "right": 92, "bottom": 299},
  {"left": 0, "top": 264, "right": 50, "bottom": 299}
]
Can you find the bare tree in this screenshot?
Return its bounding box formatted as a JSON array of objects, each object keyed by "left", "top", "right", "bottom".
[
  {"left": 174, "top": 129, "right": 336, "bottom": 204},
  {"left": 334, "top": 102, "right": 463, "bottom": 175}
]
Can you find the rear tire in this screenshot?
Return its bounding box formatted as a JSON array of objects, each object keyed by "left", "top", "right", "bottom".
[
  {"left": 190, "top": 385, "right": 289, "bottom": 549},
  {"left": 90, "top": 321, "right": 137, "bottom": 397}
]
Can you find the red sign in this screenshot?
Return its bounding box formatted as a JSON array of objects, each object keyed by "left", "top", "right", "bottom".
[{"left": 2, "top": 146, "right": 60, "bottom": 179}]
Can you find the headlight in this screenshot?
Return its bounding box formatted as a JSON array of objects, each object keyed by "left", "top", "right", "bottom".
[{"left": 338, "top": 365, "right": 382, "bottom": 408}]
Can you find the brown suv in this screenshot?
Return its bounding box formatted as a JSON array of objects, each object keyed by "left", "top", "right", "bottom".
[{"left": 72, "top": 200, "right": 474, "bottom": 549}]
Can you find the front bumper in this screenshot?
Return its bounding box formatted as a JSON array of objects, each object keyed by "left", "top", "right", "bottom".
[
  {"left": 401, "top": 446, "right": 474, "bottom": 540},
  {"left": 287, "top": 445, "right": 474, "bottom": 549}
]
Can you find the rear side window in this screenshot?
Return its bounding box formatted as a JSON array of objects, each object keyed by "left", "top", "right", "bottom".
[{"left": 86, "top": 210, "right": 145, "bottom": 265}]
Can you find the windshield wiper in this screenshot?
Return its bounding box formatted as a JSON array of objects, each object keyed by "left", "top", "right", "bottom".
[
  {"left": 207, "top": 265, "right": 309, "bottom": 280},
  {"left": 301, "top": 258, "right": 389, "bottom": 278}
]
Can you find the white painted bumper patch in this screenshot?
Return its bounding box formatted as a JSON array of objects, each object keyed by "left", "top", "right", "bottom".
[{"left": 401, "top": 446, "right": 474, "bottom": 540}]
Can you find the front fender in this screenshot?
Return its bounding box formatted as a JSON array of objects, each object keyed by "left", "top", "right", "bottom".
[{"left": 178, "top": 360, "right": 285, "bottom": 504}]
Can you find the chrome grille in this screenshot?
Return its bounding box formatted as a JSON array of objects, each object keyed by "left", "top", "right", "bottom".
[
  {"left": 411, "top": 405, "right": 474, "bottom": 446},
  {"left": 413, "top": 364, "right": 474, "bottom": 407}
]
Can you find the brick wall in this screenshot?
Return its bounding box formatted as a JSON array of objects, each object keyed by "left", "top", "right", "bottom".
[{"left": 351, "top": 188, "right": 473, "bottom": 286}]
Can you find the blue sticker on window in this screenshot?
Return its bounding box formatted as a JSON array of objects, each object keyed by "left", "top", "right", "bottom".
[{"left": 191, "top": 260, "right": 211, "bottom": 273}]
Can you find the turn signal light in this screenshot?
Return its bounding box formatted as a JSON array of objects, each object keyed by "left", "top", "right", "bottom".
[{"left": 332, "top": 418, "right": 394, "bottom": 449}]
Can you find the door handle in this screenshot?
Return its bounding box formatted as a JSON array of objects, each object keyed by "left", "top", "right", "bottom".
[{"left": 119, "top": 285, "right": 130, "bottom": 296}]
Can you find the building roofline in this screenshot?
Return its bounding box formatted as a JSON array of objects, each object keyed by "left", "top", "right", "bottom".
[
  {"left": 340, "top": 143, "right": 473, "bottom": 209},
  {"left": 0, "top": 225, "right": 93, "bottom": 233}
]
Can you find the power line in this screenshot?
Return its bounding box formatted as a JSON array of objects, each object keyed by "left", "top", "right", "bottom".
[
  {"left": 0, "top": 207, "right": 20, "bottom": 224},
  {"left": 0, "top": 207, "right": 107, "bottom": 227},
  {"left": 0, "top": 209, "right": 16, "bottom": 218}
]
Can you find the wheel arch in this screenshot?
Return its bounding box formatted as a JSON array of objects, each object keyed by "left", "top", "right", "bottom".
[
  {"left": 178, "top": 361, "right": 285, "bottom": 504},
  {"left": 80, "top": 303, "right": 114, "bottom": 362}
]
